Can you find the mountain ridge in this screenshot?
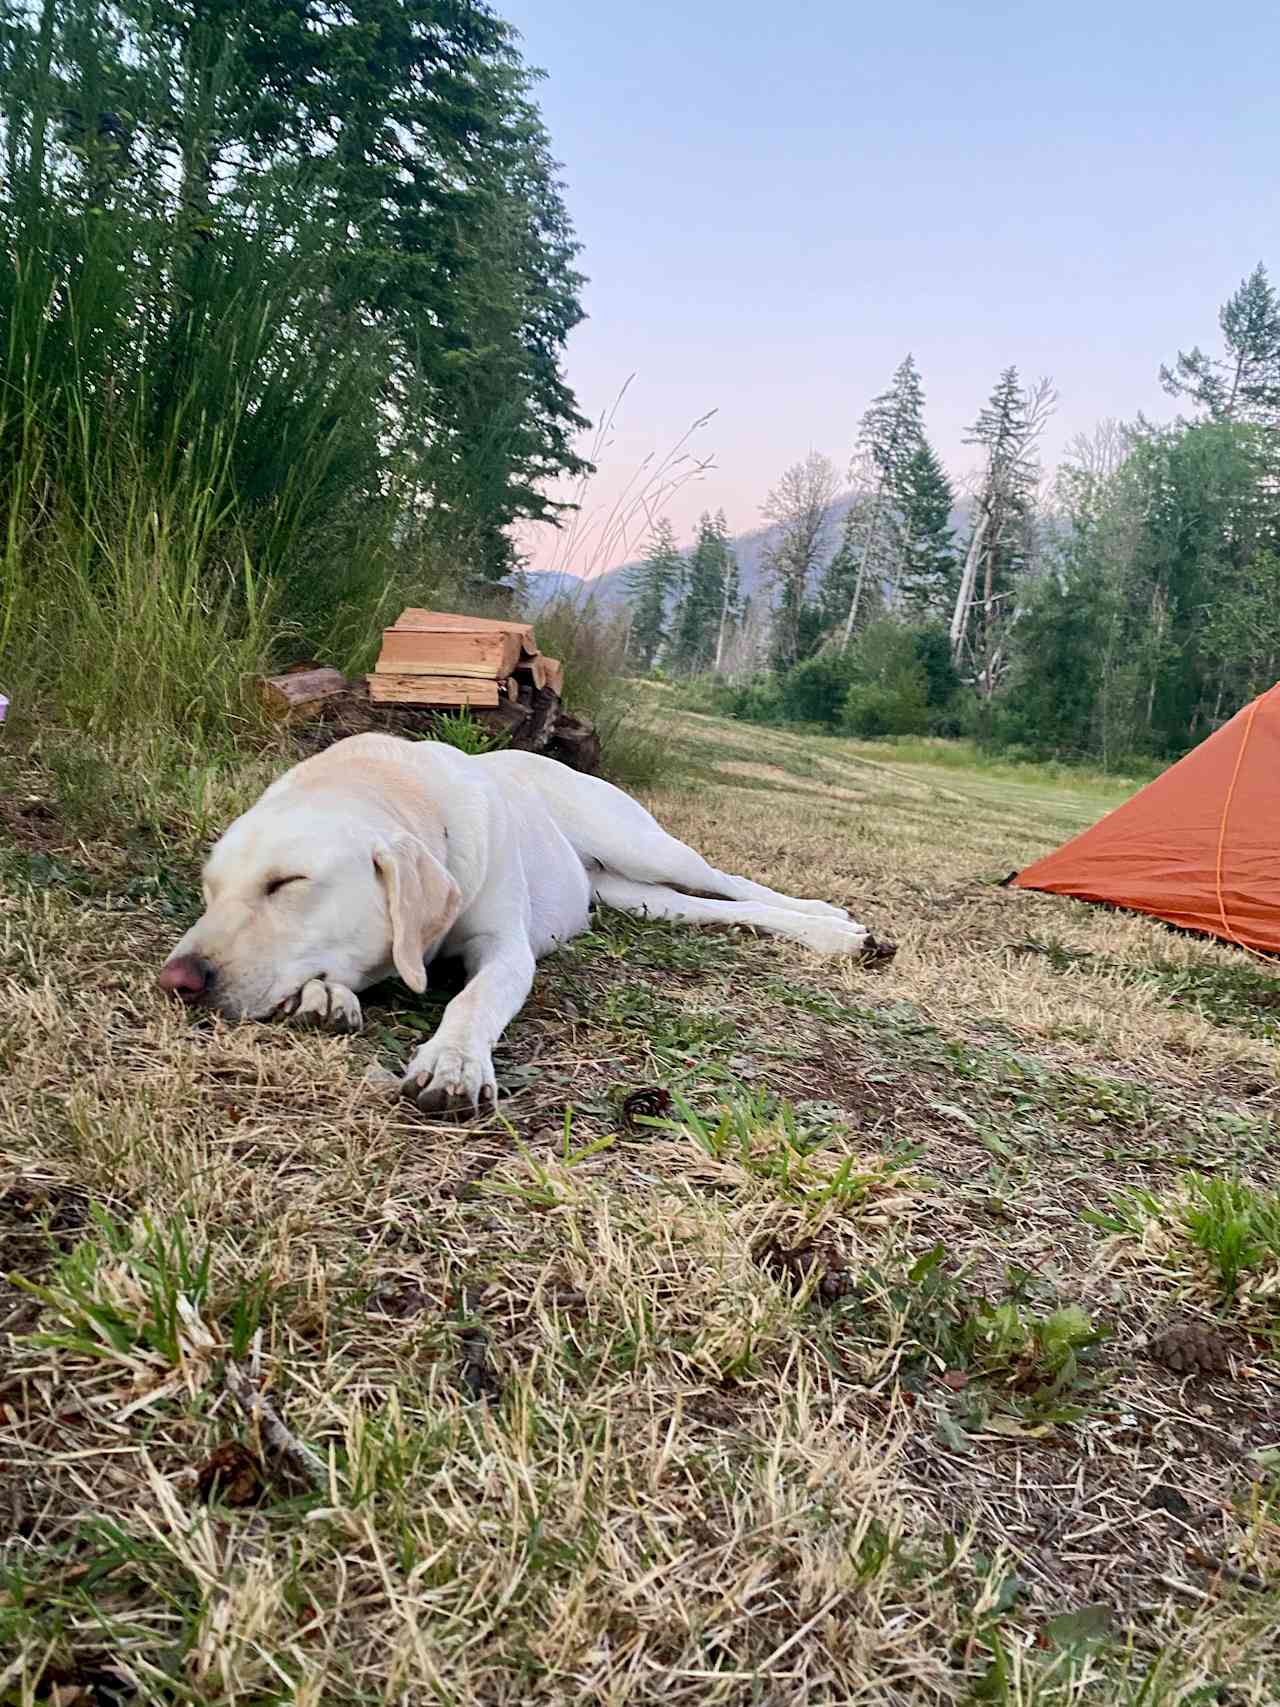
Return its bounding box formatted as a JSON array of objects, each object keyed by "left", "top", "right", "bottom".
[{"left": 523, "top": 493, "right": 973, "bottom": 609}]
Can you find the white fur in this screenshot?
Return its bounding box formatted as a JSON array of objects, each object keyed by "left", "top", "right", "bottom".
[{"left": 162, "top": 733, "right": 874, "bottom": 1112}]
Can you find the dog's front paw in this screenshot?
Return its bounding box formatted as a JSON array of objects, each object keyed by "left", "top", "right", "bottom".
[
  {"left": 400, "top": 1037, "right": 497, "bottom": 1118},
  {"left": 281, "top": 978, "right": 363, "bottom": 1033}
]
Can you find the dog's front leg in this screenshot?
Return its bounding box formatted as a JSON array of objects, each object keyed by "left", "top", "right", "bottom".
[{"left": 400, "top": 933, "right": 536, "bottom": 1116}]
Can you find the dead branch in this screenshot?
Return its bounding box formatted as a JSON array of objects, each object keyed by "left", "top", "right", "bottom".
[{"left": 224, "top": 1361, "right": 327, "bottom": 1489}]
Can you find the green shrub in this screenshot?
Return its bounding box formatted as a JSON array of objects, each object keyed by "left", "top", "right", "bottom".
[
  {"left": 842, "top": 680, "right": 929, "bottom": 737},
  {"left": 908, "top": 624, "right": 965, "bottom": 731},
  {"left": 726, "top": 675, "right": 786, "bottom": 724},
  {"left": 778, "top": 651, "right": 857, "bottom": 726},
  {"left": 840, "top": 620, "right": 931, "bottom": 738}
]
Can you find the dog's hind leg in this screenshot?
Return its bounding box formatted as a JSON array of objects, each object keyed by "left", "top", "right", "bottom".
[
  {"left": 591, "top": 874, "right": 873, "bottom": 956},
  {"left": 592, "top": 814, "right": 860, "bottom": 922},
  {"left": 481, "top": 749, "right": 861, "bottom": 925}
]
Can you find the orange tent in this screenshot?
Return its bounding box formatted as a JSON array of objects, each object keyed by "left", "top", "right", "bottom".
[{"left": 1012, "top": 684, "right": 1280, "bottom": 954}]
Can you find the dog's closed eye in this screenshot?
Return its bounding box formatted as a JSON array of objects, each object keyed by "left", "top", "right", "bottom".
[{"left": 265, "top": 875, "right": 307, "bottom": 897}]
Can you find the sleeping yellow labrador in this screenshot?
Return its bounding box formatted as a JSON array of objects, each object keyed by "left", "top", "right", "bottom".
[{"left": 158, "top": 733, "right": 890, "bottom": 1113}]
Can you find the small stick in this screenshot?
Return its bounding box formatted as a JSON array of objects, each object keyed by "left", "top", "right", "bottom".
[
  {"left": 224, "top": 1362, "right": 326, "bottom": 1489},
  {"left": 1185, "top": 1545, "right": 1267, "bottom": 1592}
]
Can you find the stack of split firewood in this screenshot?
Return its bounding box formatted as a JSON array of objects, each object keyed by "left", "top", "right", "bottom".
[
  {"left": 367, "top": 610, "right": 563, "bottom": 708},
  {"left": 254, "top": 605, "right": 601, "bottom": 773}
]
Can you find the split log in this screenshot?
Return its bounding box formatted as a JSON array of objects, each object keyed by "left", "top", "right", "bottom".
[
  {"left": 367, "top": 673, "right": 500, "bottom": 708},
  {"left": 513, "top": 656, "right": 562, "bottom": 694},
  {"left": 516, "top": 655, "right": 549, "bottom": 691},
  {"left": 258, "top": 667, "right": 349, "bottom": 719},
  {"left": 375, "top": 626, "right": 523, "bottom": 678},
  {"left": 481, "top": 701, "right": 532, "bottom": 740},
  {"left": 393, "top": 609, "right": 537, "bottom": 656}
]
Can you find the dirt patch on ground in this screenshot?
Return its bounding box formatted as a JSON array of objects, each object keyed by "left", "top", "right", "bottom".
[{"left": 0, "top": 790, "right": 72, "bottom": 855}]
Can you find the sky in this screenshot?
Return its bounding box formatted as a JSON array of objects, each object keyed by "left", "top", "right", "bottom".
[{"left": 500, "top": 0, "right": 1278, "bottom": 574}]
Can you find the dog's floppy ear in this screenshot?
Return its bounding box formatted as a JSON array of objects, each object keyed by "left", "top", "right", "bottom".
[{"left": 372, "top": 832, "right": 462, "bottom": 993}]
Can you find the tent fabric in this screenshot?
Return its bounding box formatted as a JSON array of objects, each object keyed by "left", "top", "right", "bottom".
[{"left": 1013, "top": 683, "right": 1280, "bottom": 954}]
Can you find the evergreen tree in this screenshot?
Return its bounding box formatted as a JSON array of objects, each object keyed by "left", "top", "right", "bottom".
[
  {"left": 994, "top": 409, "right": 1280, "bottom": 762},
  {"left": 817, "top": 501, "right": 885, "bottom": 636},
  {"left": 1161, "top": 265, "right": 1280, "bottom": 425},
  {"left": 841, "top": 354, "right": 925, "bottom": 640},
  {"left": 625, "top": 519, "right": 684, "bottom": 671},
  {"left": 995, "top": 563, "right": 1110, "bottom": 756},
  {"left": 897, "top": 441, "right": 958, "bottom": 617},
  {"left": 713, "top": 538, "right": 743, "bottom": 671},
  {"left": 950, "top": 368, "right": 1054, "bottom": 695},
  {"left": 670, "top": 511, "right": 732, "bottom": 673},
  {"left": 0, "top": 0, "right": 591, "bottom": 597}
]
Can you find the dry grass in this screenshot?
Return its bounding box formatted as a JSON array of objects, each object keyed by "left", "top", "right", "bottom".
[{"left": 3, "top": 706, "right": 1280, "bottom": 1703}]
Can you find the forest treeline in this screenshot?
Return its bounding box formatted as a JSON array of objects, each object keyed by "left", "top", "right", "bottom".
[{"left": 629, "top": 267, "right": 1280, "bottom": 766}]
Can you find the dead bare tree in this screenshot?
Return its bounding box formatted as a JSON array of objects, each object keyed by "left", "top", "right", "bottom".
[
  {"left": 950, "top": 372, "right": 1056, "bottom": 696},
  {"left": 761, "top": 451, "right": 838, "bottom": 667}
]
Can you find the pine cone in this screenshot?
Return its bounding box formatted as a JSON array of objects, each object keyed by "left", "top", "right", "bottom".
[
  {"left": 195, "top": 1440, "right": 263, "bottom": 1507},
  {"left": 621, "top": 1087, "right": 672, "bottom": 1131},
  {"left": 754, "top": 1237, "right": 852, "bottom": 1302},
  {"left": 1149, "top": 1322, "right": 1231, "bottom": 1377}
]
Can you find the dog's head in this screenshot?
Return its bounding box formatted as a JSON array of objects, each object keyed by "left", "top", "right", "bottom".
[{"left": 157, "top": 797, "right": 461, "bottom": 1019}]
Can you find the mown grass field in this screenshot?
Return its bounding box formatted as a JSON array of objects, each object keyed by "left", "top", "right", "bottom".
[{"left": 4, "top": 707, "right": 1280, "bottom": 1704}]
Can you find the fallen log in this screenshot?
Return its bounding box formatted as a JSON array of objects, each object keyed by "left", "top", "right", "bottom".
[{"left": 257, "top": 667, "right": 349, "bottom": 718}]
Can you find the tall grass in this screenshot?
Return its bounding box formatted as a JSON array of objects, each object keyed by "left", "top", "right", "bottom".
[
  {"left": 0, "top": 81, "right": 390, "bottom": 748},
  {"left": 503, "top": 388, "right": 721, "bottom": 787},
  {"left": 0, "top": 0, "right": 573, "bottom": 764},
  {"left": 0, "top": 5, "right": 694, "bottom": 802},
  {"left": 531, "top": 595, "right": 664, "bottom": 788}
]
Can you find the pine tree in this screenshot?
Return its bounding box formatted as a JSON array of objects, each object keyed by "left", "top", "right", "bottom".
[
  {"left": 0, "top": 0, "right": 592, "bottom": 598},
  {"left": 1161, "top": 265, "right": 1280, "bottom": 424},
  {"left": 897, "top": 441, "right": 957, "bottom": 617},
  {"left": 817, "top": 501, "right": 885, "bottom": 636},
  {"left": 950, "top": 368, "right": 1054, "bottom": 695},
  {"left": 670, "top": 511, "right": 733, "bottom": 673},
  {"left": 841, "top": 354, "right": 925, "bottom": 642},
  {"left": 625, "top": 519, "right": 684, "bottom": 671}
]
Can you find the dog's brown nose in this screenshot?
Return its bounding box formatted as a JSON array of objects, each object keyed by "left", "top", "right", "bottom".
[{"left": 157, "top": 954, "right": 215, "bottom": 1004}]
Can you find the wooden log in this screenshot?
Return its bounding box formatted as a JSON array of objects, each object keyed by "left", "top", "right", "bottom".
[
  {"left": 258, "top": 667, "right": 349, "bottom": 718},
  {"left": 375, "top": 626, "right": 523, "bottom": 678},
  {"left": 523, "top": 686, "right": 561, "bottom": 753},
  {"left": 541, "top": 657, "right": 564, "bottom": 698},
  {"left": 367, "top": 673, "right": 500, "bottom": 708},
  {"left": 516, "top": 655, "right": 549, "bottom": 691},
  {"left": 546, "top": 714, "right": 601, "bottom": 775},
  {"left": 393, "top": 609, "right": 538, "bottom": 657},
  {"left": 480, "top": 700, "right": 531, "bottom": 739}
]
